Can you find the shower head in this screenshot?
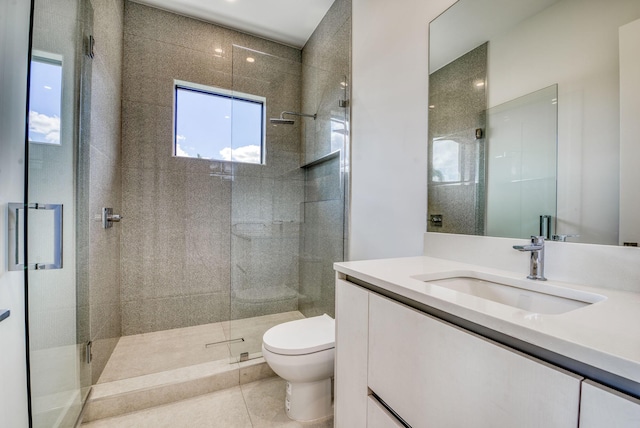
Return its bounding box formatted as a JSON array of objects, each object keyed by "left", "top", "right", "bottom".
[
  {"left": 269, "top": 111, "right": 317, "bottom": 125},
  {"left": 269, "top": 118, "right": 296, "bottom": 125}
]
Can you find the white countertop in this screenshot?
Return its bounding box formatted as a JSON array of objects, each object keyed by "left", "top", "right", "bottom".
[{"left": 334, "top": 256, "right": 640, "bottom": 385}]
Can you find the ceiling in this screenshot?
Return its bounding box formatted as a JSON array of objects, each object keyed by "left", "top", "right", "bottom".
[{"left": 131, "top": 0, "right": 336, "bottom": 48}]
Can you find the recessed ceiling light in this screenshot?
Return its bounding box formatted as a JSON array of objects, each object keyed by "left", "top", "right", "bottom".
[
  {"left": 214, "top": 48, "right": 223, "bottom": 53},
  {"left": 246, "top": 57, "right": 255, "bottom": 63},
  {"left": 475, "top": 81, "right": 485, "bottom": 87},
  {"left": 429, "top": 105, "right": 435, "bottom": 109}
]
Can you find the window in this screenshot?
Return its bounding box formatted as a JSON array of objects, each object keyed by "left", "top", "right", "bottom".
[
  {"left": 28, "top": 53, "right": 63, "bottom": 145},
  {"left": 174, "top": 81, "right": 265, "bottom": 164},
  {"left": 431, "top": 139, "right": 461, "bottom": 182}
]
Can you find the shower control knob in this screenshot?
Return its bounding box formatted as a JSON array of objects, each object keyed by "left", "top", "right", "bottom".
[{"left": 102, "top": 207, "right": 123, "bottom": 229}]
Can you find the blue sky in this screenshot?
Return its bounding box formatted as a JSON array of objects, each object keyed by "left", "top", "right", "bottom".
[
  {"left": 175, "top": 87, "right": 263, "bottom": 164},
  {"left": 28, "top": 59, "right": 62, "bottom": 145}
]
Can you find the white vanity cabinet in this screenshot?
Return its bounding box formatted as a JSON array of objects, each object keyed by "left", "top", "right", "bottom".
[
  {"left": 368, "top": 293, "right": 582, "bottom": 428},
  {"left": 579, "top": 380, "right": 640, "bottom": 427},
  {"left": 335, "top": 278, "right": 583, "bottom": 427},
  {"left": 335, "top": 279, "right": 370, "bottom": 428}
]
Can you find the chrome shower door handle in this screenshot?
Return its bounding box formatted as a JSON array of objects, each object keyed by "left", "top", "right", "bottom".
[{"left": 8, "top": 202, "right": 63, "bottom": 271}]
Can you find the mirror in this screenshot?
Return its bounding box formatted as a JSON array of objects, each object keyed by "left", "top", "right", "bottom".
[{"left": 428, "top": 0, "right": 640, "bottom": 245}]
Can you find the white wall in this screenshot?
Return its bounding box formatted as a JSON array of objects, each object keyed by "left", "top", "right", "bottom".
[
  {"left": 0, "top": 0, "right": 31, "bottom": 426},
  {"left": 350, "top": 0, "right": 456, "bottom": 260}
]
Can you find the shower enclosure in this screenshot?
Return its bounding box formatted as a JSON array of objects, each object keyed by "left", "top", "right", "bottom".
[{"left": 22, "top": 0, "right": 350, "bottom": 425}]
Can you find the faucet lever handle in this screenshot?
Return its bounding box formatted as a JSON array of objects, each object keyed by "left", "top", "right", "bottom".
[
  {"left": 530, "top": 235, "right": 545, "bottom": 244},
  {"left": 551, "top": 234, "right": 580, "bottom": 242}
]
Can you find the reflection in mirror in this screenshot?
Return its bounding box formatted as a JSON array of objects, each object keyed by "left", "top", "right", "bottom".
[
  {"left": 428, "top": 0, "right": 640, "bottom": 245},
  {"left": 432, "top": 140, "right": 461, "bottom": 183},
  {"left": 428, "top": 42, "right": 487, "bottom": 237},
  {"left": 485, "top": 85, "right": 557, "bottom": 239}
]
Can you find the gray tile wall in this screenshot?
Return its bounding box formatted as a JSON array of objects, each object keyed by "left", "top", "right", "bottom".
[
  {"left": 298, "top": 0, "right": 351, "bottom": 318},
  {"left": 301, "top": 0, "right": 351, "bottom": 165},
  {"left": 120, "top": 2, "right": 303, "bottom": 334},
  {"left": 428, "top": 43, "right": 487, "bottom": 236}
]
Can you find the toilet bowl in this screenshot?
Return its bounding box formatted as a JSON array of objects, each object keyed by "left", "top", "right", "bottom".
[{"left": 262, "top": 314, "right": 335, "bottom": 421}]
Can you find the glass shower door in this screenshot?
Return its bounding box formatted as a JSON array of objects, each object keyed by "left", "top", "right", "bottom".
[
  {"left": 25, "top": 0, "right": 89, "bottom": 426},
  {"left": 228, "top": 46, "right": 305, "bottom": 362},
  {"left": 227, "top": 42, "right": 349, "bottom": 362}
]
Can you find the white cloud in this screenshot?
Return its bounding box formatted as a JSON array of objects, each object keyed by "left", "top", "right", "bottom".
[
  {"left": 29, "top": 110, "right": 60, "bottom": 144},
  {"left": 175, "top": 135, "right": 191, "bottom": 157},
  {"left": 219, "top": 145, "right": 261, "bottom": 164}
]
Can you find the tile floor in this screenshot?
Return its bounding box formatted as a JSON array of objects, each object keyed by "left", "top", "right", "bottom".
[
  {"left": 99, "top": 311, "right": 305, "bottom": 383},
  {"left": 82, "top": 377, "right": 333, "bottom": 428},
  {"left": 84, "top": 311, "right": 323, "bottom": 426}
]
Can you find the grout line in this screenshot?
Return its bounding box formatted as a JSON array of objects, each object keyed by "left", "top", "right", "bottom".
[{"left": 238, "top": 377, "right": 256, "bottom": 428}]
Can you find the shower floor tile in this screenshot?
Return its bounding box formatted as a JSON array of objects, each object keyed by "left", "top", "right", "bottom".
[
  {"left": 98, "top": 311, "right": 304, "bottom": 383},
  {"left": 81, "top": 377, "right": 333, "bottom": 428}
]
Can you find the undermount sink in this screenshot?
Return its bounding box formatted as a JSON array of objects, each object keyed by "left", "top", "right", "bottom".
[{"left": 415, "top": 271, "right": 606, "bottom": 315}]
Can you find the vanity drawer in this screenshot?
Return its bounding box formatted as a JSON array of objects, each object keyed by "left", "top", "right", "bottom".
[
  {"left": 367, "top": 293, "right": 582, "bottom": 428},
  {"left": 367, "top": 396, "right": 405, "bottom": 428},
  {"left": 579, "top": 380, "right": 640, "bottom": 427}
]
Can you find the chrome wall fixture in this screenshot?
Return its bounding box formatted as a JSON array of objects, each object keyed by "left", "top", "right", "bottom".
[
  {"left": 539, "top": 215, "right": 552, "bottom": 240},
  {"left": 269, "top": 111, "right": 317, "bottom": 125},
  {"left": 102, "top": 207, "right": 122, "bottom": 229}
]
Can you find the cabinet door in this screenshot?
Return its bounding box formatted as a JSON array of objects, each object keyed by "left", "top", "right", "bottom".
[
  {"left": 580, "top": 380, "right": 640, "bottom": 427},
  {"left": 335, "top": 278, "right": 370, "bottom": 428},
  {"left": 368, "top": 293, "right": 582, "bottom": 428},
  {"left": 367, "top": 396, "right": 405, "bottom": 428}
]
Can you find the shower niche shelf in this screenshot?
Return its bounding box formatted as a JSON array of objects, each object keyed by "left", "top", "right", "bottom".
[{"left": 300, "top": 150, "right": 340, "bottom": 169}]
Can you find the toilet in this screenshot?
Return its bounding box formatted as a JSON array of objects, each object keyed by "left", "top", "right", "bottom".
[{"left": 262, "top": 314, "right": 335, "bottom": 421}]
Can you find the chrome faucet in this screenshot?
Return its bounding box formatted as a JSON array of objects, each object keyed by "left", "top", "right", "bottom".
[{"left": 513, "top": 236, "right": 547, "bottom": 281}]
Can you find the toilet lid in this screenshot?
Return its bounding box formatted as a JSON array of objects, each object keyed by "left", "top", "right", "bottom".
[{"left": 263, "top": 314, "right": 335, "bottom": 356}]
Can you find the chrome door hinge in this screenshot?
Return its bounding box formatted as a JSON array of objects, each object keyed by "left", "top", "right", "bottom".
[{"left": 86, "top": 341, "right": 93, "bottom": 364}]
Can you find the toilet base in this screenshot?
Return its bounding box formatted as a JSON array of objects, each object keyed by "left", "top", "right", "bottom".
[{"left": 285, "top": 378, "right": 332, "bottom": 421}]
